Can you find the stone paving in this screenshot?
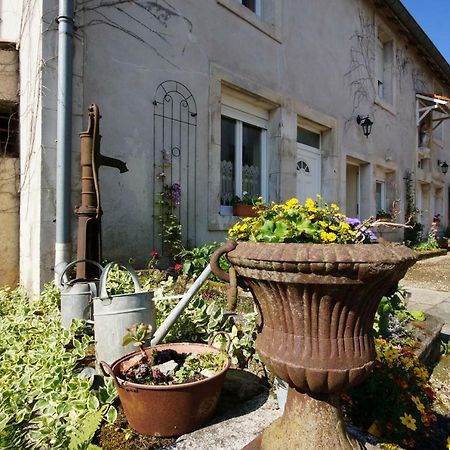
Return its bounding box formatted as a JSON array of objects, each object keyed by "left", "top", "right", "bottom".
[
  {"left": 401, "top": 254, "right": 450, "bottom": 336},
  {"left": 401, "top": 285, "right": 450, "bottom": 335}
]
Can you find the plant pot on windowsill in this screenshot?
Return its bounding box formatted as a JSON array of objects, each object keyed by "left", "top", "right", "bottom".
[
  {"left": 100, "top": 340, "right": 231, "bottom": 437},
  {"left": 232, "top": 204, "right": 258, "bottom": 217}
]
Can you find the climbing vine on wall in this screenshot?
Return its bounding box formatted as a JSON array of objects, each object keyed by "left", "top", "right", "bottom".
[
  {"left": 156, "top": 155, "right": 183, "bottom": 261},
  {"left": 345, "top": 10, "right": 376, "bottom": 119}
]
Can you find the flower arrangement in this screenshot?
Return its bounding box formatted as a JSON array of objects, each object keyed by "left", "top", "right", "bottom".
[
  {"left": 230, "top": 191, "right": 257, "bottom": 206},
  {"left": 228, "top": 196, "right": 377, "bottom": 243},
  {"left": 342, "top": 338, "right": 437, "bottom": 448}
]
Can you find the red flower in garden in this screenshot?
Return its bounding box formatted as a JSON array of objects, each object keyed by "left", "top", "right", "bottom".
[
  {"left": 174, "top": 263, "right": 183, "bottom": 271},
  {"left": 150, "top": 250, "right": 159, "bottom": 259}
]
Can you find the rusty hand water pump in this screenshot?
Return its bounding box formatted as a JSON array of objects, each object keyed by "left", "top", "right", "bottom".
[
  {"left": 58, "top": 104, "right": 128, "bottom": 329},
  {"left": 75, "top": 103, "right": 128, "bottom": 279}
]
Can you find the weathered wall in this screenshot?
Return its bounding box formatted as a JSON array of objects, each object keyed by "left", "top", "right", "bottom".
[
  {"left": 67, "top": 0, "right": 448, "bottom": 268},
  {"left": 5, "top": 0, "right": 450, "bottom": 292},
  {"left": 0, "top": 2, "right": 21, "bottom": 288},
  {"left": 0, "top": 158, "right": 19, "bottom": 287}
]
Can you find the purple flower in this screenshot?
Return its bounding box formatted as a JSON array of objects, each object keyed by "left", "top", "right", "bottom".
[{"left": 345, "top": 217, "right": 361, "bottom": 227}]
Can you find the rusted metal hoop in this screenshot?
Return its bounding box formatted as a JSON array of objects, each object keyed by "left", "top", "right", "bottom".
[{"left": 209, "top": 240, "right": 237, "bottom": 282}]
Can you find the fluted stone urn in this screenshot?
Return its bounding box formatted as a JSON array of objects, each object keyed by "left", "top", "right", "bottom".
[{"left": 210, "top": 240, "right": 416, "bottom": 449}]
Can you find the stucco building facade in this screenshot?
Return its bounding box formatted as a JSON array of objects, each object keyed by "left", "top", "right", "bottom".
[{"left": 1, "top": 0, "right": 449, "bottom": 293}]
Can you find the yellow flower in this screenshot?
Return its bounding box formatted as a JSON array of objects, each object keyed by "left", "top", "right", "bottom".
[
  {"left": 411, "top": 396, "right": 425, "bottom": 413},
  {"left": 285, "top": 198, "right": 299, "bottom": 207},
  {"left": 320, "top": 231, "right": 337, "bottom": 242},
  {"left": 384, "top": 347, "right": 399, "bottom": 363},
  {"left": 331, "top": 203, "right": 339, "bottom": 211},
  {"left": 305, "top": 198, "right": 315, "bottom": 209},
  {"left": 319, "top": 221, "right": 328, "bottom": 228},
  {"left": 400, "top": 413, "right": 417, "bottom": 431},
  {"left": 446, "top": 436, "right": 450, "bottom": 449},
  {"left": 401, "top": 357, "right": 414, "bottom": 369},
  {"left": 414, "top": 367, "right": 429, "bottom": 382}
]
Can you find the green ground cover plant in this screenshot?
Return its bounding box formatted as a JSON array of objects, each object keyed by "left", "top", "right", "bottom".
[{"left": 0, "top": 285, "right": 117, "bottom": 449}]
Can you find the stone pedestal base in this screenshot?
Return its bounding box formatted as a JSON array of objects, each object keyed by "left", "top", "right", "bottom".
[{"left": 243, "top": 387, "right": 361, "bottom": 450}]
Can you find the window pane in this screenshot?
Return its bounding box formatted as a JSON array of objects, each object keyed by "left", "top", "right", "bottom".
[
  {"left": 242, "top": 122, "right": 261, "bottom": 199},
  {"left": 242, "top": 0, "right": 256, "bottom": 12},
  {"left": 220, "top": 116, "right": 236, "bottom": 205},
  {"left": 376, "top": 181, "right": 384, "bottom": 211},
  {"left": 297, "top": 127, "right": 320, "bottom": 148},
  {"left": 0, "top": 108, "right": 19, "bottom": 157}
]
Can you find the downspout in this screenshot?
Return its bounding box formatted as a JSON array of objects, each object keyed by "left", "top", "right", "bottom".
[{"left": 55, "top": 0, "right": 74, "bottom": 274}]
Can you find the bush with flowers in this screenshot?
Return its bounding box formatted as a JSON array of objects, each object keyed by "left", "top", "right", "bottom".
[
  {"left": 228, "top": 196, "right": 377, "bottom": 243},
  {"left": 342, "top": 338, "right": 437, "bottom": 448}
]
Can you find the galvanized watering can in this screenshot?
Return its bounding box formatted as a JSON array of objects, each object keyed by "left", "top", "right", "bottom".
[
  {"left": 93, "top": 262, "right": 155, "bottom": 364},
  {"left": 57, "top": 259, "right": 104, "bottom": 329}
]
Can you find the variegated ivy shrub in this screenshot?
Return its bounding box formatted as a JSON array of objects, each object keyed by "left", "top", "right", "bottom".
[{"left": 0, "top": 284, "right": 117, "bottom": 450}]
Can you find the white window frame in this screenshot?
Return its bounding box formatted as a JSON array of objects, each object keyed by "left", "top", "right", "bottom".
[
  {"left": 221, "top": 104, "right": 268, "bottom": 204},
  {"left": 297, "top": 124, "right": 322, "bottom": 150},
  {"left": 346, "top": 162, "right": 361, "bottom": 218},
  {"left": 375, "top": 22, "right": 395, "bottom": 110},
  {"left": 375, "top": 180, "right": 386, "bottom": 212}
]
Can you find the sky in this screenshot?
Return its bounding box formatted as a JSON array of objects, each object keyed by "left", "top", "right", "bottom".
[{"left": 401, "top": 0, "right": 450, "bottom": 65}]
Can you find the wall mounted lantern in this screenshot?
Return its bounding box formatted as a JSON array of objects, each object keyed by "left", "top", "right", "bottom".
[
  {"left": 438, "top": 160, "right": 449, "bottom": 175},
  {"left": 356, "top": 115, "right": 373, "bottom": 138}
]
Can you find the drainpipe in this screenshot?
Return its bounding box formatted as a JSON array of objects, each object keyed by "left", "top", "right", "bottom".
[{"left": 55, "top": 0, "right": 74, "bottom": 275}]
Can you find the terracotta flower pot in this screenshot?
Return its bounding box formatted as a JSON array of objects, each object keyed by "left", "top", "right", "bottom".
[
  {"left": 101, "top": 342, "right": 231, "bottom": 437},
  {"left": 211, "top": 241, "right": 416, "bottom": 448},
  {"left": 232, "top": 204, "right": 258, "bottom": 217}
]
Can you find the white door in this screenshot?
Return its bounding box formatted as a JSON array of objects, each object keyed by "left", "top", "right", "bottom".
[
  {"left": 296, "top": 145, "right": 321, "bottom": 203},
  {"left": 346, "top": 164, "right": 360, "bottom": 218}
]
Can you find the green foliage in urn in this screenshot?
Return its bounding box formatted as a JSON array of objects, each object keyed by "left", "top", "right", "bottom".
[{"left": 229, "top": 196, "right": 376, "bottom": 243}]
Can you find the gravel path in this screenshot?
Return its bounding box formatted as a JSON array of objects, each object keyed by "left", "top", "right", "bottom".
[{"left": 402, "top": 253, "right": 450, "bottom": 291}]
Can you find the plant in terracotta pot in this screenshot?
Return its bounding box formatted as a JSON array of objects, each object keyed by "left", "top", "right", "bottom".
[
  {"left": 210, "top": 196, "right": 417, "bottom": 449},
  {"left": 100, "top": 324, "right": 231, "bottom": 437},
  {"left": 376, "top": 209, "right": 392, "bottom": 221},
  {"left": 231, "top": 192, "right": 260, "bottom": 217}
]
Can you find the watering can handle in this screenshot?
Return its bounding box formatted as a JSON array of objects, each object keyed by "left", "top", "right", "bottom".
[
  {"left": 99, "top": 262, "right": 142, "bottom": 300},
  {"left": 59, "top": 259, "right": 104, "bottom": 286},
  {"left": 209, "top": 240, "right": 237, "bottom": 283}
]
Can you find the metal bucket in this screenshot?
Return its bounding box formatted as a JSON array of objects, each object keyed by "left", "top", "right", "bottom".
[
  {"left": 100, "top": 342, "right": 230, "bottom": 436},
  {"left": 57, "top": 259, "right": 104, "bottom": 328},
  {"left": 93, "top": 262, "right": 155, "bottom": 364}
]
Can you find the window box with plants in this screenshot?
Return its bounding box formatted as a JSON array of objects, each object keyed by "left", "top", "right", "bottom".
[
  {"left": 101, "top": 324, "right": 231, "bottom": 437},
  {"left": 210, "top": 197, "right": 417, "bottom": 449},
  {"left": 231, "top": 192, "right": 260, "bottom": 217},
  {"left": 376, "top": 209, "right": 392, "bottom": 222}
]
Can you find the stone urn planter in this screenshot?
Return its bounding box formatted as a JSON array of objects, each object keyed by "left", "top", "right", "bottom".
[{"left": 210, "top": 240, "right": 416, "bottom": 449}]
